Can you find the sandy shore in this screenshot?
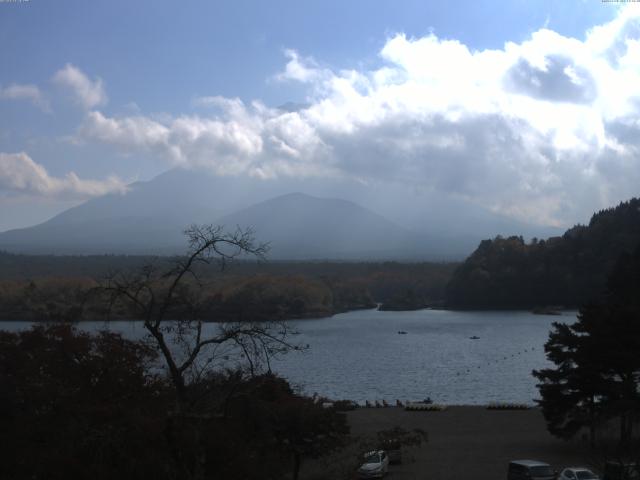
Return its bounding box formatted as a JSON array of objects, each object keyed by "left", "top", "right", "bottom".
[{"left": 342, "top": 406, "right": 596, "bottom": 480}]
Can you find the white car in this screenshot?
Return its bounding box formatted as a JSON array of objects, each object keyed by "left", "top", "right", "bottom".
[
  {"left": 357, "top": 450, "right": 389, "bottom": 478},
  {"left": 559, "top": 467, "right": 600, "bottom": 480}
]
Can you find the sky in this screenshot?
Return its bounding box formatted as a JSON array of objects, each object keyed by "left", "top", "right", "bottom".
[{"left": 0, "top": 0, "right": 638, "bottom": 231}]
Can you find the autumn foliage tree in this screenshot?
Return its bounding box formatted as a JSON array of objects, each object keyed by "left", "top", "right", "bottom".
[
  {"left": 194, "top": 372, "right": 349, "bottom": 480},
  {"left": 0, "top": 325, "right": 350, "bottom": 480},
  {"left": 0, "top": 324, "right": 169, "bottom": 480}
]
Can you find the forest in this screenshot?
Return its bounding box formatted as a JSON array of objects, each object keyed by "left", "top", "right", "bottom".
[
  {"left": 446, "top": 198, "right": 640, "bottom": 309},
  {"left": 0, "top": 251, "right": 456, "bottom": 322},
  {"left": 4, "top": 197, "right": 640, "bottom": 319}
]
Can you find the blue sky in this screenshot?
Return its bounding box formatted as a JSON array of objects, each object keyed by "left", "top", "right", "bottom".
[
  {"left": 1, "top": 1, "right": 616, "bottom": 109},
  {"left": 0, "top": 0, "right": 636, "bottom": 230}
]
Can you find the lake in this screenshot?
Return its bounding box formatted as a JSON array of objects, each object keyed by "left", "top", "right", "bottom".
[{"left": 0, "top": 308, "right": 574, "bottom": 405}]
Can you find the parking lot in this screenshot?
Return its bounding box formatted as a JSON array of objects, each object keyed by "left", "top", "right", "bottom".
[{"left": 345, "top": 406, "right": 594, "bottom": 480}]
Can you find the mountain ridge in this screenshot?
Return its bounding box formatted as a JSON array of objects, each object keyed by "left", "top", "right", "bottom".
[{"left": 0, "top": 167, "right": 562, "bottom": 259}]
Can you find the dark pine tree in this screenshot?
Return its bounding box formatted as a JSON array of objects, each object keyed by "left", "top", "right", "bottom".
[{"left": 533, "top": 244, "right": 640, "bottom": 448}]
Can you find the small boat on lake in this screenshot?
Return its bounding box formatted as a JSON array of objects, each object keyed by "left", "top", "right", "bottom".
[{"left": 469, "top": 335, "right": 480, "bottom": 340}]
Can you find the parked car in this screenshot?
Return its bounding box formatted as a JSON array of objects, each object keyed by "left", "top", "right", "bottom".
[
  {"left": 559, "top": 467, "right": 600, "bottom": 480},
  {"left": 508, "top": 460, "right": 557, "bottom": 480},
  {"left": 357, "top": 450, "right": 389, "bottom": 479},
  {"left": 603, "top": 461, "right": 640, "bottom": 480}
]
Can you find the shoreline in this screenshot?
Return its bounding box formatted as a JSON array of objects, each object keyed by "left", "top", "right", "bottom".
[{"left": 0, "top": 306, "right": 579, "bottom": 323}]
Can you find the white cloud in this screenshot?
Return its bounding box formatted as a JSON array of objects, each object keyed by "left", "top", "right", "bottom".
[
  {"left": 79, "top": 111, "right": 171, "bottom": 151},
  {"left": 52, "top": 64, "right": 108, "bottom": 109},
  {"left": 77, "top": 5, "right": 640, "bottom": 226},
  {"left": 0, "top": 152, "right": 127, "bottom": 199},
  {"left": 275, "top": 49, "right": 327, "bottom": 84},
  {"left": 0, "top": 83, "right": 50, "bottom": 111}
]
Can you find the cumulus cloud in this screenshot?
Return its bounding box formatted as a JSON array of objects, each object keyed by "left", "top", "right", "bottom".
[
  {"left": 77, "top": 6, "right": 640, "bottom": 226},
  {"left": 0, "top": 83, "right": 50, "bottom": 111},
  {"left": 0, "top": 152, "right": 127, "bottom": 199},
  {"left": 505, "top": 55, "right": 597, "bottom": 104},
  {"left": 52, "top": 64, "right": 107, "bottom": 109},
  {"left": 274, "top": 49, "right": 328, "bottom": 84}
]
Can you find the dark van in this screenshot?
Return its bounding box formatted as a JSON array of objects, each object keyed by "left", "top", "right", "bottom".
[{"left": 508, "top": 460, "right": 556, "bottom": 480}]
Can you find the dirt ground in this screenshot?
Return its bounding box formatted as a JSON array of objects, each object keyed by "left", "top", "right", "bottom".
[{"left": 339, "top": 406, "right": 598, "bottom": 480}]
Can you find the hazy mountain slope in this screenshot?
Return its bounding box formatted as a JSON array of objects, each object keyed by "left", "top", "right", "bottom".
[
  {"left": 0, "top": 217, "right": 186, "bottom": 254},
  {"left": 0, "top": 169, "right": 268, "bottom": 254},
  {"left": 0, "top": 167, "right": 561, "bottom": 257},
  {"left": 216, "top": 192, "right": 453, "bottom": 259},
  {"left": 0, "top": 190, "right": 457, "bottom": 258},
  {"left": 45, "top": 168, "right": 242, "bottom": 226}
]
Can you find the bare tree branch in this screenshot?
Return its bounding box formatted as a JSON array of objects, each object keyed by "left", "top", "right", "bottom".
[{"left": 97, "top": 224, "right": 298, "bottom": 408}]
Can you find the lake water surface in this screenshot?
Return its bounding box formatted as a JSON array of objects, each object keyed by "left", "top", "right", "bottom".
[{"left": 0, "top": 308, "right": 574, "bottom": 405}]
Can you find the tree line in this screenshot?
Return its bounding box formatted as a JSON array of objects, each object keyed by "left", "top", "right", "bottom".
[
  {"left": 0, "top": 255, "right": 456, "bottom": 322},
  {"left": 446, "top": 198, "right": 640, "bottom": 308}
]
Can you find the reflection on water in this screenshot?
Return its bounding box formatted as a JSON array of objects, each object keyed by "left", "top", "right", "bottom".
[{"left": 0, "top": 309, "right": 574, "bottom": 405}]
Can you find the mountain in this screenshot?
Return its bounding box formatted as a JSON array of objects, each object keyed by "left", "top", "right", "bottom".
[
  {"left": 0, "top": 190, "right": 461, "bottom": 259},
  {"left": 445, "top": 198, "right": 640, "bottom": 308},
  {"left": 0, "top": 167, "right": 561, "bottom": 258},
  {"left": 0, "top": 169, "right": 262, "bottom": 255},
  {"left": 216, "top": 192, "right": 461, "bottom": 259}
]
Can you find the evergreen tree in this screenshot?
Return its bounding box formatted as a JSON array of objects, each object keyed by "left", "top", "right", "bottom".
[{"left": 533, "top": 244, "right": 640, "bottom": 447}]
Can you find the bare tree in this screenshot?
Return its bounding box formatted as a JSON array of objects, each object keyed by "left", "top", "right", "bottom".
[{"left": 102, "top": 224, "right": 299, "bottom": 408}]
